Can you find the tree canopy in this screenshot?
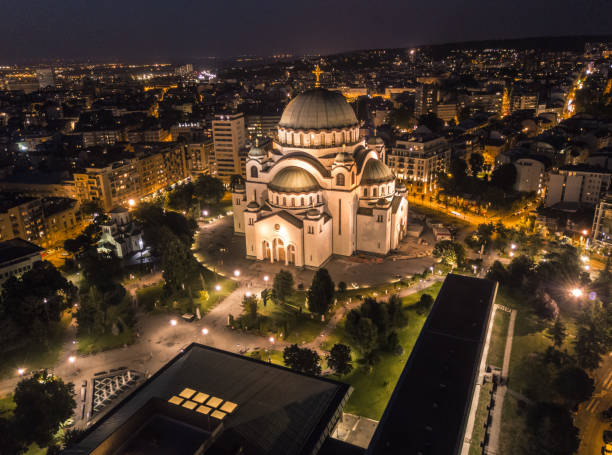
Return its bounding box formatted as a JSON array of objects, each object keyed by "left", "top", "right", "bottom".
[
  {"left": 273, "top": 270, "right": 294, "bottom": 302},
  {"left": 283, "top": 344, "right": 321, "bottom": 375},
  {"left": 307, "top": 268, "right": 335, "bottom": 315},
  {"left": 326, "top": 343, "right": 353, "bottom": 376}
]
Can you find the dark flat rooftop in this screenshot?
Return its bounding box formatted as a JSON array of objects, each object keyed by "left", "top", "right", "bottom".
[
  {"left": 64, "top": 343, "right": 351, "bottom": 455},
  {"left": 367, "top": 274, "right": 497, "bottom": 455},
  {"left": 0, "top": 238, "right": 43, "bottom": 264}
]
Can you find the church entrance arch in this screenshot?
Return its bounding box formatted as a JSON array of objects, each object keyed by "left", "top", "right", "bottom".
[
  {"left": 287, "top": 244, "right": 296, "bottom": 265},
  {"left": 262, "top": 240, "right": 272, "bottom": 262},
  {"left": 273, "top": 238, "right": 286, "bottom": 264}
]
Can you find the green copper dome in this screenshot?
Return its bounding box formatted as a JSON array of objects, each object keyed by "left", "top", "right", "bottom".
[
  {"left": 269, "top": 166, "right": 320, "bottom": 193},
  {"left": 279, "top": 88, "right": 358, "bottom": 130},
  {"left": 361, "top": 158, "right": 394, "bottom": 184}
]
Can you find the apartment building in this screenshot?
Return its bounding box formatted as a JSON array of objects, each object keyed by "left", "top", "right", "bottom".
[
  {"left": 0, "top": 196, "right": 45, "bottom": 244},
  {"left": 212, "top": 113, "right": 247, "bottom": 182},
  {"left": 387, "top": 134, "right": 451, "bottom": 193},
  {"left": 592, "top": 193, "right": 612, "bottom": 250},
  {"left": 545, "top": 165, "right": 612, "bottom": 206},
  {"left": 73, "top": 145, "right": 188, "bottom": 211}
]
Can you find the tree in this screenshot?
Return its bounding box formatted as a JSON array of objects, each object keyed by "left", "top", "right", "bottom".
[
  {"left": 387, "top": 294, "right": 407, "bottom": 328},
  {"left": 507, "top": 255, "right": 534, "bottom": 288},
  {"left": 417, "top": 113, "right": 444, "bottom": 133},
  {"left": 241, "top": 294, "right": 259, "bottom": 322},
  {"left": 574, "top": 303, "right": 610, "bottom": 371},
  {"left": 273, "top": 270, "right": 294, "bottom": 302},
  {"left": 307, "top": 268, "right": 335, "bottom": 315},
  {"left": 416, "top": 293, "right": 434, "bottom": 315},
  {"left": 194, "top": 175, "right": 225, "bottom": 203},
  {"left": 491, "top": 163, "right": 517, "bottom": 192},
  {"left": 553, "top": 366, "right": 594, "bottom": 409},
  {"left": 345, "top": 311, "right": 378, "bottom": 354},
  {"left": 80, "top": 200, "right": 103, "bottom": 216},
  {"left": 166, "top": 182, "right": 195, "bottom": 212},
  {"left": 433, "top": 240, "right": 466, "bottom": 268},
  {"left": 523, "top": 402, "right": 580, "bottom": 455},
  {"left": 261, "top": 288, "right": 271, "bottom": 307},
  {"left": 229, "top": 174, "right": 245, "bottom": 191},
  {"left": 326, "top": 343, "right": 353, "bottom": 376},
  {"left": 468, "top": 152, "right": 484, "bottom": 177},
  {"left": 283, "top": 344, "right": 321, "bottom": 375},
  {"left": 338, "top": 281, "right": 347, "bottom": 292},
  {"left": 13, "top": 371, "right": 76, "bottom": 447},
  {"left": 549, "top": 318, "right": 567, "bottom": 349}
]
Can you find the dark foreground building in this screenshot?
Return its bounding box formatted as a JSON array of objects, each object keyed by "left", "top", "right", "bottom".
[
  {"left": 63, "top": 273, "right": 497, "bottom": 455},
  {"left": 63, "top": 344, "right": 351, "bottom": 455},
  {"left": 367, "top": 274, "right": 498, "bottom": 454}
]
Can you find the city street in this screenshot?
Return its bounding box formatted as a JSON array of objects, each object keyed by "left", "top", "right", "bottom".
[{"left": 576, "top": 353, "right": 612, "bottom": 455}]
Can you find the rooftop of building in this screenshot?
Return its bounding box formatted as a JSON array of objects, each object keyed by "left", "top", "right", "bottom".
[
  {"left": 0, "top": 194, "right": 39, "bottom": 212},
  {"left": 367, "top": 274, "right": 498, "bottom": 455},
  {"left": 0, "top": 238, "right": 43, "bottom": 265},
  {"left": 559, "top": 163, "right": 612, "bottom": 174},
  {"left": 63, "top": 343, "right": 351, "bottom": 455}
]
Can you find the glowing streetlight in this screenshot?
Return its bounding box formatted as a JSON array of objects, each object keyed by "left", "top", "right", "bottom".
[
  {"left": 202, "top": 328, "right": 209, "bottom": 336},
  {"left": 215, "top": 284, "right": 221, "bottom": 291},
  {"left": 570, "top": 288, "right": 583, "bottom": 298},
  {"left": 202, "top": 210, "right": 209, "bottom": 217},
  {"left": 580, "top": 256, "right": 589, "bottom": 263},
  {"left": 245, "top": 291, "right": 252, "bottom": 297},
  {"left": 509, "top": 251, "right": 515, "bottom": 257},
  {"left": 263, "top": 275, "right": 269, "bottom": 283},
  {"left": 268, "top": 336, "right": 275, "bottom": 344},
  {"left": 68, "top": 356, "right": 76, "bottom": 364},
  {"left": 510, "top": 243, "right": 517, "bottom": 250},
  {"left": 170, "top": 319, "right": 177, "bottom": 327},
  {"left": 582, "top": 229, "right": 588, "bottom": 236},
  {"left": 128, "top": 199, "right": 135, "bottom": 207},
  {"left": 584, "top": 265, "right": 590, "bottom": 271},
  {"left": 17, "top": 368, "right": 25, "bottom": 376},
  {"left": 234, "top": 270, "right": 241, "bottom": 277}
]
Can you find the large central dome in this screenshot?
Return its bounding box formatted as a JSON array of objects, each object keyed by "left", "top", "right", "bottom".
[{"left": 279, "top": 88, "right": 358, "bottom": 130}]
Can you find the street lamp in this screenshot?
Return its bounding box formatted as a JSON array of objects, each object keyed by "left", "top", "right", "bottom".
[
  {"left": 263, "top": 275, "right": 269, "bottom": 283},
  {"left": 170, "top": 319, "right": 177, "bottom": 340},
  {"left": 17, "top": 368, "right": 25, "bottom": 376},
  {"left": 570, "top": 288, "right": 583, "bottom": 298},
  {"left": 202, "top": 328, "right": 209, "bottom": 336},
  {"left": 580, "top": 255, "right": 589, "bottom": 263},
  {"left": 245, "top": 291, "right": 252, "bottom": 297},
  {"left": 234, "top": 270, "right": 241, "bottom": 277},
  {"left": 509, "top": 251, "right": 515, "bottom": 257},
  {"left": 510, "top": 243, "right": 517, "bottom": 250},
  {"left": 215, "top": 284, "right": 221, "bottom": 291},
  {"left": 202, "top": 210, "right": 209, "bottom": 217},
  {"left": 269, "top": 336, "right": 275, "bottom": 344},
  {"left": 582, "top": 229, "right": 588, "bottom": 236},
  {"left": 68, "top": 355, "right": 76, "bottom": 364}
]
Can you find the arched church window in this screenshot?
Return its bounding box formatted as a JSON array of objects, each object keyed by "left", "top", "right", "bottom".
[
  {"left": 291, "top": 198, "right": 295, "bottom": 207},
  {"left": 299, "top": 133, "right": 303, "bottom": 146},
  {"left": 309, "top": 196, "right": 313, "bottom": 205},
  {"left": 380, "top": 186, "right": 385, "bottom": 196},
  {"left": 301, "top": 197, "right": 304, "bottom": 206},
  {"left": 331, "top": 134, "right": 335, "bottom": 146},
  {"left": 317, "top": 194, "right": 321, "bottom": 203},
  {"left": 373, "top": 187, "right": 377, "bottom": 197},
  {"left": 336, "top": 174, "right": 345, "bottom": 186},
  {"left": 250, "top": 167, "right": 258, "bottom": 178},
  {"left": 283, "top": 197, "right": 286, "bottom": 206},
  {"left": 276, "top": 196, "right": 279, "bottom": 205},
  {"left": 363, "top": 188, "right": 368, "bottom": 197},
  {"left": 351, "top": 173, "right": 355, "bottom": 185}
]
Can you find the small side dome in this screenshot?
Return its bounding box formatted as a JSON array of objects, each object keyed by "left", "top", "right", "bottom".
[
  {"left": 376, "top": 197, "right": 387, "bottom": 206},
  {"left": 306, "top": 208, "right": 321, "bottom": 219},
  {"left": 248, "top": 139, "right": 266, "bottom": 158},
  {"left": 246, "top": 201, "right": 260, "bottom": 210},
  {"left": 335, "top": 145, "right": 354, "bottom": 163},
  {"left": 269, "top": 166, "right": 320, "bottom": 193},
  {"left": 361, "top": 158, "right": 394, "bottom": 184}
]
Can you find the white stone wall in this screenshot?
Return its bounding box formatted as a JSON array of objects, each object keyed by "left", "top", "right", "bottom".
[{"left": 303, "top": 217, "right": 332, "bottom": 267}]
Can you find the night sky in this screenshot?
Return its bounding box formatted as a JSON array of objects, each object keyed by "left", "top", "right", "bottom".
[{"left": 2, "top": 0, "right": 611, "bottom": 62}]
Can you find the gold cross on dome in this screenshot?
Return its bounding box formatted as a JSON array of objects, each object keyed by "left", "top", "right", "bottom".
[{"left": 312, "top": 65, "right": 323, "bottom": 88}]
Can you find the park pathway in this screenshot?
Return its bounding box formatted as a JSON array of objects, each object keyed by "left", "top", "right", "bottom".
[{"left": 486, "top": 307, "right": 517, "bottom": 454}]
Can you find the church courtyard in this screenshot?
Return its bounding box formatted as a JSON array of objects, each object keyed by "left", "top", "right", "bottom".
[{"left": 194, "top": 215, "right": 435, "bottom": 288}]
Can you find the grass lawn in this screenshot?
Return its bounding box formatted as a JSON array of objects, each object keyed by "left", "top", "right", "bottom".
[
  {"left": 256, "top": 292, "right": 326, "bottom": 344},
  {"left": 326, "top": 281, "right": 442, "bottom": 420},
  {"left": 469, "top": 381, "right": 493, "bottom": 455},
  {"left": 486, "top": 308, "right": 510, "bottom": 368},
  {"left": 135, "top": 276, "right": 236, "bottom": 314},
  {"left": 0, "top": 393, "right": 15, "bottom": 417},
  {"left": 246, "top": 349, "right": 284, "bottom": 366},
  {"left": 0, "top": 311, "right": 72, "bottom": 380},
  {"left": 78, "top": 328, "right": 136, "bottom": 355},
  {"left": 495, "top": 288, "right": 578, "bottom": 454}
]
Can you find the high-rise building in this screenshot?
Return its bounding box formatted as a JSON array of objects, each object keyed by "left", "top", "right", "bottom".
[
  {"left": 509, "top": 89, "right": 539, "bottom": 113},
  {"left": 245, "top": 114, "right": 281, "bottom": 141},
  {"left": 387, "top": 134, "right": 451, "bottom": 193},
  {"left": 592, "top": 193, "right": 612, "bottom": 250},
  {"left": 414, "top": 84, "right": 438, "bottom": 117},
  {"left": 36, "top": 68, "right": 55, "bottom": 89},
  {"left": 212, "top": 113, "right": 247, "bottom": 182}
]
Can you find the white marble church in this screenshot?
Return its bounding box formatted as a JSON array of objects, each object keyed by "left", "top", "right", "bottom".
[{"left": 232, "top": 76, "right": 409, "bottom": 268}]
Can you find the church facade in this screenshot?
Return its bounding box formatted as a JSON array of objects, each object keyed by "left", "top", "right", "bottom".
[{"left": 232, "top": 85, "right": 408, "bottom": 268}]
